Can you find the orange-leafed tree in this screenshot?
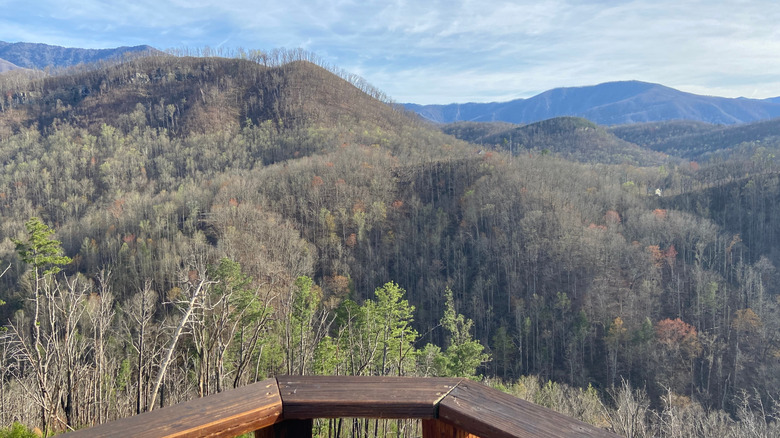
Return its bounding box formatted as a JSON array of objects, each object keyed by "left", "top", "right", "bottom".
[
  {"left": 653, "top": 318, "right": 702, "bottom": 395},
  {"left": 655, "top": 318, "right": 701, "bottom": 359}
]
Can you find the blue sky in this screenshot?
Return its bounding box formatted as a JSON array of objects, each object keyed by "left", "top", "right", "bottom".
[{"left": 2, "top": 0, "right": 779, "bottom": 104}]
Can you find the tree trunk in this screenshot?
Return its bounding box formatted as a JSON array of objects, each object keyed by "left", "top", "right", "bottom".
[{"left": 148, "top": 277, "right": 209, "bottom": 411}]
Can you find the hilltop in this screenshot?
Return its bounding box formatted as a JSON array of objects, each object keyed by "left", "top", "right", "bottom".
[{"left": 0, "top": 54, "right": 415, "bottom": 144}]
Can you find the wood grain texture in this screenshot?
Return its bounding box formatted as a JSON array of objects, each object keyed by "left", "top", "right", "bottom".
[
  {"left": 277, "top": 375, "right": 462, "bottom": 419},
  {"left": 63, "top": 378, "right": 282, "bottom": 438},
  {"left": 421, "top": 419, "right": 479, "bottom": 438},
  {"left": 437, "top": 380, "right": 620, "bottom": 438}
]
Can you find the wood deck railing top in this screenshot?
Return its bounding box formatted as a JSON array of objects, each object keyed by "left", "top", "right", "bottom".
[
  {"left": 64, "top": 376, "right": 620, "bottom": 438},
  {"left": 278, "top": 375, "right": 462, "bottom": 420}
]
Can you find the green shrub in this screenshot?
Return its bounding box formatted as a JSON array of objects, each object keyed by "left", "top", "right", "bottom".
[{"left": 0, "top": 422, "right": 39, "bottom": 438}]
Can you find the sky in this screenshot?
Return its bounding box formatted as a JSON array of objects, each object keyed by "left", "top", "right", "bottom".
[{"left": 2, "top": 0, "right": 779, "bottom": 104}]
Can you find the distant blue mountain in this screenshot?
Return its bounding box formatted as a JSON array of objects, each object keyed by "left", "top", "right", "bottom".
[
  {"left": 405, "top": 81, "right": 780, "bottom": 125},
  {"left": 0, "top": 41, "right": 161, "bottom": 71}
]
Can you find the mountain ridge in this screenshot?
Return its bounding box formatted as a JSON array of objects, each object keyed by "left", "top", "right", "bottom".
[
  {"left": 0, "top": 40, "right": 161, "bottom": 71},
  {"left": 405, "top": 80, "right": 780, "bottom": 126}
]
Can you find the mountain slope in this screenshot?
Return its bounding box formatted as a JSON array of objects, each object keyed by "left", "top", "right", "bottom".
[
  {"left": 406, "top": 81, "right": 780, "bottom": 125},
  {"left": 0, "top": 57, "right": 22, "bottom": 73},
  {"left": 0, "top": 41, "right": 160, "bottom": 70}
]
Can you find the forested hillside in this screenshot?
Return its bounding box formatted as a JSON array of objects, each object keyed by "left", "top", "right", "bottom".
[
  {"left": 1, "top": 53, "right": 779, "bottom": 437},
  {"left": 443, "top": 117, "right": 669, "bottom": 165},
  {"left": 610, "top": 118, "right": 780, "bottom": 159}
]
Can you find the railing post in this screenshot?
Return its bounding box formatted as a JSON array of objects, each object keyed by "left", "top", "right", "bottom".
[
  {"left": 255, "top": 419, "right": 313, "bottom": 438},
  {"left": 422, "top": 419, "right": 479, "bottom": 438}
]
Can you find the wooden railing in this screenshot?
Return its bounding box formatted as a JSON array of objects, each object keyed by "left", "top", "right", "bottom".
[{"left": 63, "top": 376, "right": 620, "bottom": 438}]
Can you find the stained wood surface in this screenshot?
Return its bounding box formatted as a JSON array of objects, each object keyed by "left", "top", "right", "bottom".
[
  {"left": 63, "top": 378, "right": 282, "bottom": 438},
  {"left": 421, "top": 419, "right": 479, "bottom": 438},
  {"left": 437, "top": 380, "right": 620, "bottom": 438},
  {"left": 62, "top": 376, "right": 620, "bottom": 438},
  {"left": 277, "top": 375, "right": 462, "bottom": 419}
]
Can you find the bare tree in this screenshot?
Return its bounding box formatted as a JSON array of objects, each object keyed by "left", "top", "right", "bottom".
[
  {"left": 86, "top": 270, "right": 115, "bottom": 424},
  {"left": 120, "top": 279, "right": 157, "bottom": 415},
  {"left": 0, "top": 323, "right": 20, "bottom": 426},
  {"left": 56, "top": 274, "right": 90, "bottom": 429},
  {"left": 602, "top": 379, "right": 654, "bottom": 438},
  {"left": 147, "top": 264, "right": 215, "bottom": 411}
]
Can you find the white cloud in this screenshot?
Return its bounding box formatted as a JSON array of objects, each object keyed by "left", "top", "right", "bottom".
[{"left": 2, "top": 0, "right": 779, "bottom": 102}]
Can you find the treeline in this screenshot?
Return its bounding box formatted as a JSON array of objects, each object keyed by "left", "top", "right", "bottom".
[{"left": 0, "top": 54, "right": 779, "bottom": 436}]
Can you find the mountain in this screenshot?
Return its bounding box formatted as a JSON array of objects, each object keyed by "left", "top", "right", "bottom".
[
  {"left": 0, "top": 41, "right": 161, "bottom": 70},
  {"left": 1, "top": 55, "right": 387, "bottom": 131},
  {"left": 405, "top": 81, "right": 780, "bottom": 125},
  {"left": 443, "top": 117, "right": 668, "bottom": 165}
]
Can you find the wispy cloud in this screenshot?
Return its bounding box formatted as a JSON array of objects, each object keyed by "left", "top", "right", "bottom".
[{"left": 2, "top": 0, "right": 779, "bottom": 103}]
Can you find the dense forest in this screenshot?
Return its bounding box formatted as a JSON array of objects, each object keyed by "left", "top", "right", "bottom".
[{"left": 1, "top": 52, "right": 779, "bottom": 437}]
